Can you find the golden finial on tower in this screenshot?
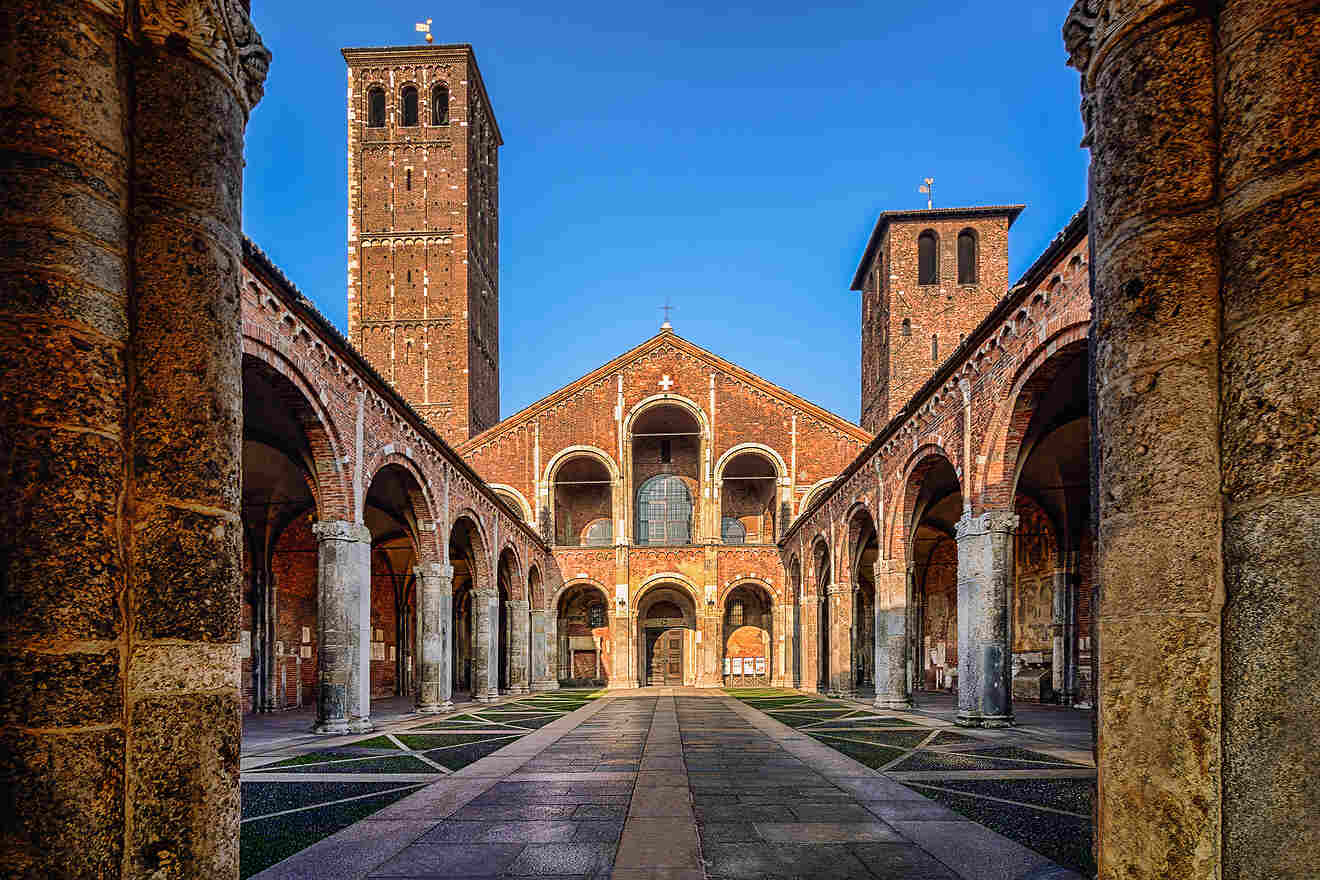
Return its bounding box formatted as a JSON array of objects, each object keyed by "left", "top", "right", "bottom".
[{"left": 415, "top": 18, "right": 434, "bottom": 43}]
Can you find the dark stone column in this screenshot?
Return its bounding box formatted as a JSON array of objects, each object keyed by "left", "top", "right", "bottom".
[
  {"left": 955, "top": 510, "right": 1016, "bottom": 727},
  {"left": 0, "top": 1, "right": 267, "bottom": 875},
  {"left": 414, "top": 563, "right": 454, "bottom": 713},
  {"left": 1214, "top": 2, "right": 1320, "bottom": 875},
  {"left": 312, "top": 521, "right": 371, "bottom": 733}
]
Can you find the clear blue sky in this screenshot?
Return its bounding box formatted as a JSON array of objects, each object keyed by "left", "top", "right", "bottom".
[{"left": 244, "top": 1, "right": 1088, "bottom": 424}]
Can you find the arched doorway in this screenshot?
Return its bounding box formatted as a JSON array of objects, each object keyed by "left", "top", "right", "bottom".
[
  {"left": 449, "top": 516, "right": 486, "bottom": 699},
  {"left": 636, "top": 585, "right": 697, "bottom": 687},
  {"left": 849, "top": 509, "right": 879, "bottom": 693},
  {"left": 556, "top": 583, "right": 610, "bottom": 686},
  {"left": 812, "top": 540, "right": 831, "bottom": 692},
  {"left": 906, "top": 454, "right": 963, "bottom": 699},
  {"left": 722, "top": 583, "right": 773, "bottom": 686}
]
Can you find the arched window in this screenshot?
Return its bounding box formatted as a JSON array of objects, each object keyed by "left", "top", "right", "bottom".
[
  {"left": 931, "top": 334, "right": 939, "bottom": 363},
  {"left": 901, "top": 318, "right": 911, "bottom": 337},
  {"left": 721, "top": 517, "right": 746, "bottom": 545},
  {"left": 400, "top": 86, "right": 419, "bottom": 127},
  {"left": 431, "top": 84, "right": 449, "bottom": 125},
  {"left": 636, "top": 475, "right": 692, "bottom": 546},
  {"left": 957, "top": 228, "right": 977, "bottom": 283},
  {"left": 918, "top": 229, "right": 938, "bottom": 285},
  {"left": 583, "top": 519, "right": 613, "bottom": 547},
  {"left": 367, "top": 87, "right": 386, "bottom": 128}
]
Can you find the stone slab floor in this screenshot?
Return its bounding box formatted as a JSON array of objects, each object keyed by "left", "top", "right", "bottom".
[{"left": 246, "top": 690, "right": 1091, "bottom": 880}]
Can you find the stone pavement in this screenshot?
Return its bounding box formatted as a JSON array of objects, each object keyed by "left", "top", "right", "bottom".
[{"left": 249, "top": 689, "right": 1086, "bottom": 879}]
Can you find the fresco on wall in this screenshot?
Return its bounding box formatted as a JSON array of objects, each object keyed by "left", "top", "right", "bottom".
[{"left": 1014, "top": 494, "right": 1058, "bottom": 654}]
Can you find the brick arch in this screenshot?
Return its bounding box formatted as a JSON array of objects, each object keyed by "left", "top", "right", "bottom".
[
  {"left": 487, "top": 483, "right": 533, "bottom": 524},
  {"left": 976, "top": 323, "right": 1089, "bottom": 507},
  {"left": 449, "top": 509, "right": 492, "bottom": 593},
  {"left": 718, "top": 576, "right": 778, "bottom": 609},
  {"left": 715, "top": 442, "right": 788, "bottom": 480},
  {"left": 241, "top": 338, "right": 351, "bottom": 521},
  {"left": 891, "top": 445, "right": 962, "bottom": 564},
  {"left": 808, "top": 534, "right": 832, "bottom": 596},
  {"left": 552, "top": 576, "right": 609, "bottom": 613},
  {"left": 798, "top": 476, "right": 838, "bottom": 518},
  {"left": 786, "top": 554, "right": 803, "bottom": 600},
  {"left": 364, "top": 451, "right": 442, "bottom": 565},
  {"left": 543, "top": 444, "right": 621, "bottom": 483},
  {"left": 846, "top": 503, "right": 879, "bottom": 583},
  {"left": 527, "top": 563, "right": 546, "bottom": 610},
  {"left": 636, "top": 573, "right": 702, "bottom": 613},
  {"left": 496, "top": 542, "right": 525, "bottom": 601},
  {"left": 623, "top": 392, "right": 710, "bottom": 439}
]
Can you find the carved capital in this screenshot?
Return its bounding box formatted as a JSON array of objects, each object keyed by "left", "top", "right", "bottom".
[
  {"left": 312, "top": 520, "right": 371, "bottom": 544},
  {"left": 955, "top": 510, "right": 1019, "bottom": 540},
  {"left": 136, "top": 0, "right": 271, "bottom": 116},
  {"left": 1062, "top": 0, "right": 1102, "bottom": 75},
  {"left": 414, "top": 563, "right": 454, "bottom": 583}
]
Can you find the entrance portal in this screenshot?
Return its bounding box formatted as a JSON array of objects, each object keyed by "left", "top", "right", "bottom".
[
  {"left": 648, "top": 628, "right": 685, "bottom": 685},
  {"left": 635, "top": 586, "right": 697, "bottom": 687}
]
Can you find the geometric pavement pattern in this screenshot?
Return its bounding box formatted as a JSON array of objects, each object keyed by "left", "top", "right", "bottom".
[
  {"left": 726, "top": 689, "right": 1096, "bottom": 876},
  {"left": 239, "top": 691, "right": 603, "bottom": 877}
]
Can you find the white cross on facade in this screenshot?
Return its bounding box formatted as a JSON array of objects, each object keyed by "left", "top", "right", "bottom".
[{"left": 658, "top": 375, "right": 675, "bottom": 391}]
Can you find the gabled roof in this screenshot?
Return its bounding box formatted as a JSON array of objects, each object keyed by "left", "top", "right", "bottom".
[
  {"left": 460, "top": 329, "right": 872, "bottom": 451},
  {"left": 850, "top": 204, "right": 1026, "bottom": 291}
]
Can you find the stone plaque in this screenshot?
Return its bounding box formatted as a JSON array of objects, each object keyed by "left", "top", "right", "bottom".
[
  {"left": 300, "top": 645, "right": 311, "bottom": 659},
  {"left": 588, "top": 602, "right": 606, "bottom": 628},
  {"left": 239, "top": 631, "right": 251, "bottom": 659},
  {"left": 301, "top": 626, "right": 311, "bottom": 643},
  {"left": 389, "top": 645, "right": 396, "bottom": 661}
]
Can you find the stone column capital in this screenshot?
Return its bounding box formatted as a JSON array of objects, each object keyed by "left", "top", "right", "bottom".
[
  {"left": 826, "top": 583, "right": 850, "bottom": 596},
  {"left": 414, "top": 562, "right": 454, "bottom": 581},
  {"left": 506, "top": 599, "right": 530, "bottom": 611},
  {"left": 955, "top": 509, "right": 1019, "bottom": 540},
  {"left": 136, "top": 0, "right": 271, "bottom": 116},
  {"left": 312, "top": 520, "right": 372, "bottom": 544}
]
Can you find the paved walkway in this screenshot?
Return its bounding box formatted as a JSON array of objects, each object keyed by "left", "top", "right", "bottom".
[{"left": 251, "top": 690, "right": 1085, "bottom": 879}]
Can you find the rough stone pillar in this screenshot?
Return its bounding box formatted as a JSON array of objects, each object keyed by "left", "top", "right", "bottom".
[
  {"left": 1064, "top": 1, "right": 1320, "bottom": 874},
  {"left": 313, "top": 522, "right": 371, "bottom": 732},
  {"left": 955, "top": 510, "right": 1016, "bottom": 727},
  {"left": 414, "top": 563, "right": 453, "bottom": 713},
  {"left": 874, "top": 560, "right": 911, "bottom": 709},
  {"left": 799, "top": 596, "right": 820, "bottom": 692},
  {"left": 506, "top": 599, "right": 530, "bottom": 694},
  {"left": 771, "top": 604, "right": 791, "bottom": 687},
  {"left": 608, "top": 608, "right": 634, "bottom": 688},
  {"left": 0, "top": 2, "right": 268, "bottom": 875},
  {"left": 529, "top": 609, "right": 558, "bottom": 691},
  {"left": 472, "top": 590, "right": 500, "bottom": 701},
  {"left": 826, "top": 585, "right": 854, "bottom": 696}
]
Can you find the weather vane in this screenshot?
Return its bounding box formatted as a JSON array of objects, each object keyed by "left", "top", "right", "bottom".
[
  {"left": 919, "top": 177, "right": 935, "bottom": 210},
  {"left": 415, "top": 18, "right": 434, "bottom": 43},
  {"left": 660, "top": 298, "right": 674, "bottom": 330}
]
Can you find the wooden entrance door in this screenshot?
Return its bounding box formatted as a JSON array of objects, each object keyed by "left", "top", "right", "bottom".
[{"left": 649, "top": 629, "right": 684, "bottom": 686}]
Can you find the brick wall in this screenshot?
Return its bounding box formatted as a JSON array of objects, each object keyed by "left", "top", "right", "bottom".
[{"left": 271, "top": 515, "right": 318, "bottom": 710}]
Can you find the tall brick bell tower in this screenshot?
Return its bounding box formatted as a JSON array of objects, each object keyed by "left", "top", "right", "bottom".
[
  {"left": 853, "top": 205, "right": 1023, "bottom": 432},
  {"left": 343, "top": 44, "right": 501, "bottom": 444}
]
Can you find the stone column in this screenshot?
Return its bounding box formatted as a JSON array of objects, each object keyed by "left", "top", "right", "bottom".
[
  {"left": 1064, "top": 1, "right": 1320, "bottom": 873},
  {"left": 697, "top": 610, "right": 720, "bottom": 687},
  {"left": 874, "top": 560, "right": 912, "bottom": 709},
  {"left": 0, "top": 2, "right": 268, "bottom": 874},
  {"left": 799, "top": 595, "right": 820, "bottom": 692},
  {"left": 529, "top": 609, "right": 558, "bottom": 691},
  {"left": 771, "top": 604, "right": 791, "bottom": 687},
  {"left": 313, "top": 521, "right": 371, "bottom": 733},
  {"left": 414, "top": 563, "right": 453, "bottom": 713},
  {"left": 827, "top": 584, "right": 854, "bottom": 697},
  {"left": 472, "top": 590, "right": 500, "bottom": 702},
  {"left": 506, "top": 599, "right": 530, "bottom": 694},
  {"left": 955, "top": 510, "right": 1016, "bottom": 727}
]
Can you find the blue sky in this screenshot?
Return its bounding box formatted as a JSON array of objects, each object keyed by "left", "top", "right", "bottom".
[{"left": 244, "top": 1, "right": 1088, "bottom": 424}]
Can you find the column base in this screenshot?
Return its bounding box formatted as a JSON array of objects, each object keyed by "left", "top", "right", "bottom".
[
  {"left": 349, "top": 718, "right": 374, "bottom": 733},
  {"left": 829, "top": 689, "right": 856, "bottom": 700},
  {"left": 312, "top": 719, "right": 351, "bottom": 735},
  {"left": 874, "top": 697, "right": 913, "bottom": 711},
  {"left": 474, "top": 691, "right": 500, "bottom": 703},
  {"left": 415, "top": 701, "right": 454, "bottom": 715},
  {"left": 955, "top": 712, "right": 1014, "bottom": 728},
  {"left": 530, "top": 680, "right": 559, "bottom": 692},
  {"left": 509, "top": 685, "right": 530, "bottom": 695}
]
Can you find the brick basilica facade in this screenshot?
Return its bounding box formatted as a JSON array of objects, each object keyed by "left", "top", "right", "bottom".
[{"left": 226, "top": 41, "right": 1099, "bottom": 734}]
